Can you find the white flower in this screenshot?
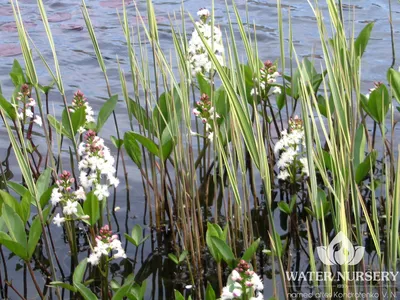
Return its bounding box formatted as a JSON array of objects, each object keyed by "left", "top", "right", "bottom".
[
  {"left": 77, "top": 126, "right": 86, "bottom": 134},
  {"left": 33, "top": 115, "right": 42, "bottom": 127},
  {"left": 250, "top": 273, "right": 264, "bottom": 291},
  {"left": 84, "top": 102, "right": 95, "bottom": 123},
  {"left": 25, "top": 109, "right": 33, "bottom": 118},
  {"left": 28, "top": 98, "right": 36, "bottom": 107},
  {"left": 50, "top": 188, "right": 62, "bottom": 206},
  {"left": 221, "top": 287, "right": 233, "bottom": 300},
  {"left": 94, "top": 184, "right": 110, "bottom": 201},
  {"left": 88, "top": 252, "right": 101, "bottom": 265},
  {"left": 277, "top": 170, "right": 290, "bottom": 181},
  {"left": 231, "top": 270, "right": 242, "bottom": 282},
  {"left": 250, "top": 293, "right": 264, "bottom": 300},
  {"left": 74, "top": 186, "right": 86, "bottom": 200},
  {"left": 108, "top": 176, "right": 120, "bottom": 188},
  {"left": 188, "top": 18, "right": 224, "bottom": 77},
  {"left": 63, "top": 200, "right": 78, "bottom": 215},
  {"left": 207, "top": 132, "right": 214, "bottom": 141},
  {"left": 197, "top": 8, "right": 210, "bottom": 18},
  {"left": 232, "top": 288, "right": 242, "bottom": 298},
  {"left": 300, "top": 157, "right": 309, "bottom": 176},
  {"left": 272, "top": 86, "right": 282, "bottom": 94},
  {"left": 53, "top": 213, "right": 65, "bottom": 227}
]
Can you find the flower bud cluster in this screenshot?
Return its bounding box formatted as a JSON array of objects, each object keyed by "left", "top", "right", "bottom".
[
  {"left": 250, "top": 60, "right": 281, "bottom": 97},
  {"left": 221, "top": 260, "right": 264, "bottom": 300},
  {"left": 16, "top": 84, "right": 42, "bottom": 127},
  {"left": 88, "top": 225, "right": 126, "bottom": 266},
  {"left": 192, "top": 93, "right": 220, "bottom": 141}
]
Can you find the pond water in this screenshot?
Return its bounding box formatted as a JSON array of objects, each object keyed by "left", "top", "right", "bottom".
[{"left": 0, "top": 0, "right": 399, "bottom": 299}]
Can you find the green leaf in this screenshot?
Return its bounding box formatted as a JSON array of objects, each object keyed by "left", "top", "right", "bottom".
[
  {"left": 129, "top": 99, "right": 154, "bottom": 133},
  {"left": 124, "top": 132, "right": 142, "bottom": 168},
  {"left": 40, "top": 185, "right": 55, "bottom": 208},
  {"left": 0, "top": 190, "right": 22, "bottom": 218},
  {"left": 36, "top": 168, "right": 52, "bottom": 200},
  {"left": 356, "top": 150, "right": 377, "bottom": 184},
  {"left": 174, "top": 290, "right": 185, "bottom": 300},
  {"left": 2, "top": 203, "right": 26, "bottom": 248},
  {"left": 276, "top": 92, "right": 285, "bottom": 111},
  {"left": 129, "top": 132, "right": 159, "bottom": 157},
  {"left": 112, "top": 276, "right": 135, "bottom": 300},
  {"left": 73, "top": 258, "right": 88, "bottom": 285},
  {"left": 111, "top": 136, "right": 124, "bottom": 149},
  {"left": 49, "top": 281, "right": 77, "bottom": 292},
  {"left": 387, "top": 68, "right": 400, "bottom": 104},
  {"left": 132, "top": 224, "right": 142, "bottom": 247},
  {"left": 75, "top": 282, "right": 98, "bottom": 300},
  {"left": 205, "top": 282, "right": 216, "bottom": 300},
  {"left": 197, "top": 73, "right": 211, "bottom": 96},
  {"left": 27, "top": 207, "right": 50, "bottom": 258},
  {"left": 47, "top": 115, "right": 71, "bottom": 139},
  {"left": 278, "top": 202, "right": 291, "bottom": 214},
  {"left": 20, "top": 191, "right": 31, "bottom": 224},
  {"left": 242, "top": 238, "right": 260, "bottom": 261},
  {"left": 10, "top": 60, "right": 26, "bottom": 86},
  {"left": 0, "top": 94, "right": 16, "bottom": 120},
  {"left": 0, "top": 232, "right": 27, "bottom": 260},
  {"left": 83, "top": 191, "right": 100, "bottom": 226},
  {"left": 179, "top": 250, "right": 188, "bottom": 262},
  {"left": 7, "top": 181, "right": 29, "bottom": 198},
  {"left": 354, "top": 22, "right": 374, "bottom": 58},
  {"left": 366, "top": 84, "right": 390, "bottom": 123},
  {"left": 315, "top": 188, "right": 330, "bottom": 220},
  {"left": 97, "top": 95, "right": 118, "bottom": 132},
  {"left": 210, "top": 236, "right": 235, "bottom": 266},
  {"left": 168, "top": 253, "right": 179, "bottom": 264},
  {"left": 206, "top": 223, "right": 223, "bottom": 262},
  {"left": 354, "top": 124, "right": 366, "bottom": 168},
  {"left": 62, "top": 106, "right": 86, "bottom": 138}
]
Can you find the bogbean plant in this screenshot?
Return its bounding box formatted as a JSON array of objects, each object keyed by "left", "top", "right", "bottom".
[{"left": 0, "top": 0, "right": 399, "bottom": 299}]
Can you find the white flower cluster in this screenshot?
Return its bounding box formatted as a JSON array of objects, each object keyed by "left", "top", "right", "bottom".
[
  {"left": 188, "top": 8, "right": 224, "bottom": 77},
  {"left": 70, "top": 90, "right": 95, "bottom": 134},
  {"left": 15, "top": 85, "right": 42, "bottom": 127},
  {"left": 221, "top": 267, "right": 264, "bottom": 300},
  {"left": 78, "top": 130, "right": 119, "bottom": 200},
  {"left": 50, "top": 170, "right": 87, "bottom": 227},
  {"left": 274, "top": 116, "right": 309, "bottom": 182},
  {"left": 250, "top": 60, "right": 281, "bottom": 97},
  {"left": 88, "top": 225, "right": 126, "bottom": 266}
]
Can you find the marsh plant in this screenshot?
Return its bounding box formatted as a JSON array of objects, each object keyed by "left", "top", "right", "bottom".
[{"left": 0, "top": 0, "right": 399, "bottom": 299}]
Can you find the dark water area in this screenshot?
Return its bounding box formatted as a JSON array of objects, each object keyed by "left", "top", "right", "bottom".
[{"left": 0, "top": 0, "right": 400, "bottom": 299}]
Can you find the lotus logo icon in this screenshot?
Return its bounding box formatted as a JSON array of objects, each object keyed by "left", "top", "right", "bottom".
[{"left": 317, "top": 232, "right": 364, "bottom": 266}]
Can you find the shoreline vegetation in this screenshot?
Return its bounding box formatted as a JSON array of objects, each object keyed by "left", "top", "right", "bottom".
[{"left": 0, "top": 0, "right": 399, "bottom": 299}]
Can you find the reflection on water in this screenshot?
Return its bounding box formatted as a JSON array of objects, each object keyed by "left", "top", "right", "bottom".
[{"left": 0, "top": 0, "right": 399, "bottom": 298}]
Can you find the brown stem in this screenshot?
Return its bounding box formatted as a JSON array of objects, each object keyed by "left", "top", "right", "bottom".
[{"left": 26, "top": 262, "right": 44, "bottom": 299}]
